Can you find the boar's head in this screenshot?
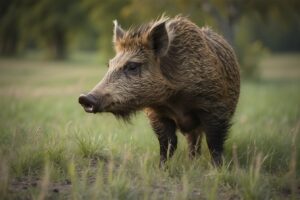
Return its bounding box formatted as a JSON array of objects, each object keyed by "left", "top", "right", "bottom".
[{"left": 79, "top": 19, "right": 174, "bottom": 120}]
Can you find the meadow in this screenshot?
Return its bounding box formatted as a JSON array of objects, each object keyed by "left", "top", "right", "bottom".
[{"left": 0, "top": 53, "right": 299, "bottom": 199}]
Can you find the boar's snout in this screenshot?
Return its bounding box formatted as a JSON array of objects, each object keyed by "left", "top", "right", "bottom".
[{"left": 78, "top": 94, "right": 99, "bottom": 113}]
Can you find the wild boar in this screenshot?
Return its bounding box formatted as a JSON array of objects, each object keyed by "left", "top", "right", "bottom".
[{"left": 79, "top": 16, "right": 240, "bottom": 166}]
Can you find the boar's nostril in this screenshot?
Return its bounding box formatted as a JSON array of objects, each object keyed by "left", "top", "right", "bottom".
[{"left": 78, "top": 94, "right": 98, "bottom": 113}]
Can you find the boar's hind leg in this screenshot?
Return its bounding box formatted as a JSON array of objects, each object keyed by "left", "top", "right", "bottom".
[
  {"left": 149, "top": 115, "right": 177, "bottom": 166},
  {"left": 185, "top": 129, "right": 203, "bottom": 158},
  {"left": 204, "top": 118, "right": 231, "bottom": 166}
]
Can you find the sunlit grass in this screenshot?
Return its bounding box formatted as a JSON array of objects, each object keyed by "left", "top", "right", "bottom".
[{"left": 0, "top": 54, "right": 299, "bottom": 199}]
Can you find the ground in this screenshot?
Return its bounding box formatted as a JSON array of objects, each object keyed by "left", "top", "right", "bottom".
[{"left": 0, "top": 53, "right": 299, "bottom": 199}]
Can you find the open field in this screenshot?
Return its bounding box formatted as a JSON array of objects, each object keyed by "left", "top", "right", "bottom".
[{"left": 0, "top": 53, "right": 299, "bottom": 199}]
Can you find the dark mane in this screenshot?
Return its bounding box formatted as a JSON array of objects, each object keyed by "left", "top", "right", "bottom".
[
  {"left": 112, "top": 110, "right": 137, "bottom": 123},
  {"left": 124, "top": 16, "right": 170, "bottom": 39}
]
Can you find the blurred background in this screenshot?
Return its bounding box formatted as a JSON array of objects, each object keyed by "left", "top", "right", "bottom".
[
  {"left": 0, "top": 1, "right": 300, "bottom": 198},
  {"left": 1, "top": 0, "right": 300, "bottom": 79}
]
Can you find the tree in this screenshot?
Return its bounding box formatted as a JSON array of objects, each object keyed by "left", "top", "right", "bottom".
[
  {"left": 20, "top": 0, "right": 86, "bottom": 59},
  {"left": 0, "top": 0, "right": 21, "bottom": 56},
  {"left": 81, "top": 0, "right": 131, "bottom": 58}
]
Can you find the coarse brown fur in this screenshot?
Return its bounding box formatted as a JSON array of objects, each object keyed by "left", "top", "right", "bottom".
[{"left": 79, "top": 16, "right": 240, "bottom": 166}]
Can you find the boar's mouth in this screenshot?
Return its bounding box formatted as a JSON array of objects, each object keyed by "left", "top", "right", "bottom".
[
  {"left": 79, "top": 94, "right": 137, "bottom": 120},
  {"left": 78, "top": 94, "right": 101, "bottom": 113}
]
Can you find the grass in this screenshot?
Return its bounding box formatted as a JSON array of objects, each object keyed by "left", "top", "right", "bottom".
[{"left": 0, "top": 53, "right": 299, "bottom": 199}]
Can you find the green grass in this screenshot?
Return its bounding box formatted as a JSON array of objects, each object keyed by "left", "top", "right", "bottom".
[{"left": 0, "top": 54, "right": 299, "bottom": 199}]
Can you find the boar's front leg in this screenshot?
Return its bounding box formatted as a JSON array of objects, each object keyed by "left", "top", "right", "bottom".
[
  {"left": 147, "top": 111, "right": 177, "bottom": 166},
  {"left": 153, "top": 118, "right": 177, "bottom": 166}
]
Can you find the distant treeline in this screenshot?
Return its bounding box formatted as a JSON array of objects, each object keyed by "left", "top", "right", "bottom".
[{"left": 1, "top": 0, "right": 299, "bottom": 60}]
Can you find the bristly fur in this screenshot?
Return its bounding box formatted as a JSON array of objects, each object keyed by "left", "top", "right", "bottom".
[
  {"left": 126, "top": 15, "right": 170, "bottom": 38},
  {"left": 114, "top": 15, "right": 171, "bottom": 52},
  {"left": 85, "top": 15, "right": 240, "bottom": 166},
  {"left": 111, "top": 109, "right": 137, "bottom": 123},
  {"left": 112, "top": 105, "right": 137, "bottom": 124}
]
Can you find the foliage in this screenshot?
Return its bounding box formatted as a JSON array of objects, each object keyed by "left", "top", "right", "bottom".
[
  {"left": 0, "top": 1, "right": 21, "bottom": 56},
  {"left": 0, "top": 0, "right": 300, "bottom": 74},
  {"left": 20, "top": 0, "right": 87, "bottom": 59},
  {"left": 81, "top": 0, "right": 131, "bottom": 57},
  {"left": 235, "top": 15, "right": 269, "bottom": 79}
]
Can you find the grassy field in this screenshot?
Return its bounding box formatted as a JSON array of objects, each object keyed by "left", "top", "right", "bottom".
[{"left": 0, "top": 53, "right": 299, "bottom": 199}]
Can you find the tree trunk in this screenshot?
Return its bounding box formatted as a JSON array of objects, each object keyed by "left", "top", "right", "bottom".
[
  {"left": 52, "top": 28, "right": 67, "bottom": 60},
  {"left": 202, "top": 0, "right": 239, "bottom": 49},
  {"left": 0, "top": 27, "right": 18, "bottom": 56},
  {"left": 217, "top": 18, "right": 236, "bottom": 49}
]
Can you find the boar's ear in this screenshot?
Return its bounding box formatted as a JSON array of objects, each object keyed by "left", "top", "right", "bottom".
[
  {"left": 148, "top": 22, "right": 169, "bottom": 57},
  {"left": 113, "top": 20, "right": 124, "bottom": 43}
]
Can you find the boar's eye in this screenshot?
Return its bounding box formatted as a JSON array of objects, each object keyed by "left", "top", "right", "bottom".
[{"left": 124, "top": 62, "right": 142, "bottom": 76}]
